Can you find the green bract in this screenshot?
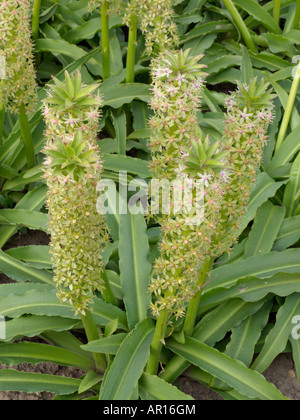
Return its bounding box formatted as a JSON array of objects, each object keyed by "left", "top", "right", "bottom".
[
  {"left": 43, "top": 71, "right": 109, "bottom": 315},
  {"left": 0, "top": 0, "right": 37, "bottom": 113}
]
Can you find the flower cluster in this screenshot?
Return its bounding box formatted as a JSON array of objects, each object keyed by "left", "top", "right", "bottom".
[
  {"left": 0, "top": 0, "right": 37, "bottom": 113},
  {"left": 43, "top": 71, "right": 109, "bottom": 315},
  {"left": 148, "top": 50, "right": 226, "bottom": 318},
  {"left": 211, "top": 78, "right": 275, "bottom": 256},
  {"left": 148, "top": 52, "right": 275, "bottom": 318},
  {"left": 124, "top": 0, "right": 178, "bottom": 54},
  {"left": 149, "top": 49, "right": 207, "bottom": 181},
  {"left": 89, "top": 0, "right": 178, "bottom": 54}
]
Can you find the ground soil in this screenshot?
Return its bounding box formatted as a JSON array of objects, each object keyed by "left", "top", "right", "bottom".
[{"left": 0, "top": 230, "right": 299, "bottom": 400}]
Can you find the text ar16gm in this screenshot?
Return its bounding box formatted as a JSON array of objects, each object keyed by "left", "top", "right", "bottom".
[{"left": 146, "top": 405, "right": 196, "bottom": 415}]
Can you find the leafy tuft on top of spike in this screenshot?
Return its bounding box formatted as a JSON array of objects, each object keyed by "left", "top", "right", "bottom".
[
  {"left": 44, "top": 131, "right": 99, "bottom": 180},
  {"left": 153, "top": 49, "right": 207, "bottom": 84},
  {"left": 44, "top": 71, "right": 102, "bottom": 114},
  {"left": 183, "top": 134, "right": 228, "bottom": 178},
  {"left": 228, "top": 77, "right": 275, "bottom": 113}
]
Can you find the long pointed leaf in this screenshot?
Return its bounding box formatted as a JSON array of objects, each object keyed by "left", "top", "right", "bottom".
[
  {"left": 99, "top": 319, "right": 154, "bottom": 400},
  {"left": 167, "top": 338, "right": 288, "bottom": 400},
  {"left": 251, "top": 293, "right": 300, "bottom": 373},
  {"left": 0, "top": 369, "right": 81, "bottom": 395},
  {"left": 139, "top": 373, "right": 194, "bottom": 400},
  {"left": 119, "top": 211, "right": 151, "bottom": 329}
]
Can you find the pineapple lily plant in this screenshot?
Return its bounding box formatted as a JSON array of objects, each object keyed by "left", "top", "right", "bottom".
[{"left": 0, "top": 0, "right": 300, "bottom": 402}]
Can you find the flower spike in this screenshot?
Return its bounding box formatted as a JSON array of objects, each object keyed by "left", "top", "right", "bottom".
[{"left": 43, "top": 72, "right": 109, "bottom": 315}]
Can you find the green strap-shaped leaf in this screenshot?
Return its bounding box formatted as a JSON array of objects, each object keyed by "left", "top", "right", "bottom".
[
  {"left": 111, "top": 109, "right": 127, "bottom": 155},
  {"left": 252, "top": 293, "right": 300, "bottom": 373},
  {"left": 0, "top": 287, "right": 127, "bottom": 330},
  {"left": 103, "top": 154, "right": 150, "bottom": 178},
  {"left": 283, "top": 152, "right": 300, "bottom": 217},
  {"left": 210, "top": 302, "right": 273, "bottom": 390},
  {"left": 240, "top": 45, "right": 253, "bottom": 84},
  {"left": 0, "top": 369, "right": 81, "bottom": 395},
  {"left": 5, "top": 246, "right": 51, "bottom": 270},
  {"left": 41, "top": 330, "right": 93, "bottom": 361},
  {"left": 205, "top": 249, "right": 300, "bottom": 292},
  {"left": 0, "top": 164, "right": 18, "bottom": 180},
  {"left": 167, "top": 337, "right": 288, "bottom": 400},
  {"left": 119, "top": 211, "right": 151, "bottom": 329},
  {"left": 0, "top": 342, "right": 94, "bottom": 371},
  {"left": 194, "top": 299, "right": 265, "bottom": 346},
  {"left": 101, "top": 83, "right": 150, "bottom": 108},
  {"left": 0, "top": 209, "right": 48, "bottom": 232},
  {"left": 290, "top": 336, "right": 300, "bottom": 384},
  {"left": 63, "top": 17, "right": 122, "bottom": 44},
  {"left": 203, "top": 302, "right": 272, "bottom": 392},
  {"left": 35, "top": 39, "right": 98, "bottom": 66},
  {"left": 139, "top": 373, "right": 194, "bottom": 400},
  {"left": 268, "top": 122, "right": 300, "bottom": 171},
  {"left": 239, "top": 172, "right": 286, "bottom": 232},
  {"left": 161, "top": 299, "right": 266, "bottom": 384},
  {"left": 99, "top": 319, "right": 154, "bottom": 400},
  {"left": 2, "top": 315, "right": 78, "bottom": 342},
  {"left": 78, "top": 371, "right": 102, "bottom": 395},
  {"left": 199, "top": 273, "right": 300, "bottom": 308},
  {"left": 273, "top": 215, "right": 300, "bottom": 251},
  {"left": 233, "top": 0, "right": 281, "bottom": 33},
  {"left": 0, "top": 186, "right": 47, "bottom": 249},
  {"left": 244, "top": 201, "right": 285, "bottom": 258},
  {"left": 0, "top": 250, "right": 53, "bottom": 285},
  {"left": 81, "top": 333, "right": 127, "bottom": 355}
]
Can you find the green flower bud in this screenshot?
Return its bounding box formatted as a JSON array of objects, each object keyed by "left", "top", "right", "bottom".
[
  {"left": 0, "top": 0, "right": 37, "bottom": 113},
  {"left": 43, "top": 71, "right": 109, "bottom": 315}
]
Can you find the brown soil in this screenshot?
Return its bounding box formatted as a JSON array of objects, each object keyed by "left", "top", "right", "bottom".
[{"left": 0, "top": 230, "right": 299, "bottom": 400}]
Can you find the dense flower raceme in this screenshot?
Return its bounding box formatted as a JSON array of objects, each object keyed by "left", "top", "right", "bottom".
[
  {"left": 43, "top": 71, "right": 109, "bottom": 315},
  {"left": 89, "top": 0, "right": 178, "bottom": 54},
  {"left": 212, "top": 79, "right": 275, "bottom": 257},
  {"left": 0, "top": 0, "right": 37, "bottom": 112},
  {"left": 148, "top": 51, "right": 275, "bottom": 318},
  {"left": 148, "top": 50, "right": 228, "bottom": 318}
]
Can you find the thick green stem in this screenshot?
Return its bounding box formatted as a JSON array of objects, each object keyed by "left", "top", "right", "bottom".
[
  {"left": 273, "top": 0, "right": 281, "bottom": 24},
  {"left": 275, "top": 62, "right": 300, "bottom": 152},
  {"left": 146, "top": 306, "right": 169, "bottom": 375},
  {"left": 32, "top": 0, "right": 41, "bottom": 41},
  {"left": 222, "top": 0, "right": 258, "bottom": 53},
  {"left": 80, "top": 310, "right": 106, "bottom": 373},
  {"left": 0, "top": 102, "right": 5, "bottom": 146},
  {"left": 125, "top": 14, "right": 138, "bottom": 84},
  {"left": 294, "top": 0, "right": 300, "bottom": 29},
  {"left": 18, "top": 104, "right": 36, "bottom": 169},
  {"left": 101, "top": 1, "right": 110, "bottom": 80},
  {"left": 183, "top": 258, "right": 214, "bottom": 337}
]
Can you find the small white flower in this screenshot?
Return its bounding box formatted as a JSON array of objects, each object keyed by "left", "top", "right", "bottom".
[
  {"left": 198, "top": 172, "right": 212, "bottom": 187},
  {"left": 163, "top": 67, "right": 172, "bottom": 77},
  {"left": 177, "top": 73, "right": 185, "bottom": 85}
]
